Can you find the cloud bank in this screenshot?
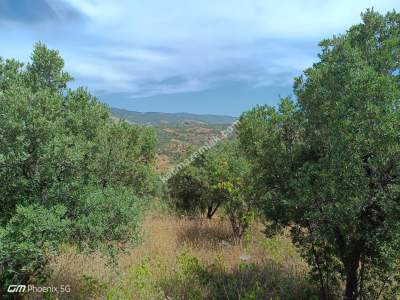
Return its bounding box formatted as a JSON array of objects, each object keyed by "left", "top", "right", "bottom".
[{"left": 0, "top": 0, "right": 398, "bottom": 114}]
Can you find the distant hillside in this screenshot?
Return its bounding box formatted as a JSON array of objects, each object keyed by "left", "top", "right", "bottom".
[
  {"left": 111, "top": 107, "right": 237, "bottom": 169},
  {"left": 111, "top": 107, "right": 237, "bottom": 125}
]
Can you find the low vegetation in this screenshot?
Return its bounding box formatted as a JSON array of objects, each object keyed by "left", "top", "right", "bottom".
[{"left": 44, "top": 208, "right": 317, "bottom": 300}]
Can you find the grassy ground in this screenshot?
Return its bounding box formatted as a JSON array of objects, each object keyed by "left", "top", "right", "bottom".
[{"left": 40, "top": 208, "right": 319, "bottom": 299}]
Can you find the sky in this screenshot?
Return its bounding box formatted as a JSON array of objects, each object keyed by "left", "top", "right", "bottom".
[{"left": 0, "top": 0, "right": 399, "bottom": 116}]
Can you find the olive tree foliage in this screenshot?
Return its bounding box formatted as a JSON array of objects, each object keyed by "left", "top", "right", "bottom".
[
  {"left": 168, "top": 140, "right": 255, "bottom": 237},
  {"left": 0, "top": 43, "right": 158, "bottom": 294},
  {"left": 0, "top": 205, "right": 70, "bottom": 289},
  {"left": 72, "top": 187, "right": 148, "bottom": 252},
  {"left": 238, "top": 10, "right": 400, "bottom": 300},
  {"left": 90, "top": 121, "right": 158, "bottom": 194},
  {"left": 0, "top": 46, "right": 108, "bottom": 220},
  {"left": 168, "top": 163, "right": 213, "bottom": 217},
  {"left": 205, "top": 141, "right": 256, "bottom": 238},
  {"left": 168, "top": 143, "right": 231, "bottom": 219}
]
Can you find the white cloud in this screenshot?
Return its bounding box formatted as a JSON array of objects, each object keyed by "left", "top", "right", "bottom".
[
  {"left": 1, "top": 0, "right": 399, "bottom": 99},
  {"left": 61, "top": 0, "right": 399, "bottom": 97},
  {"left": 65, "top": 0, "right": 399, "bottom": 40}
]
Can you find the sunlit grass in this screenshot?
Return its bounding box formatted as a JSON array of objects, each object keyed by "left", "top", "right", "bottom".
[{"left": 42, "top": 208, "right": 318, "bottom": 300}]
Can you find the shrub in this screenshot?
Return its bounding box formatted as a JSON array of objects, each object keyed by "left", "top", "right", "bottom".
[
  {"left": 89, "top": 121, "right": 158, "bottom": 195},
  {"left": 72, "top": 187, "right": 148, "bottom": 252},
  {"left": 168, "top": 164, "right": 213, "bottom": 217},
  {"left": 0, "top": 205, "right": 70, "bottom": 295}
]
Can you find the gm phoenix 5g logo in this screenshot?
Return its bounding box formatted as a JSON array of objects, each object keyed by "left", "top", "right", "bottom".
[{"left": 7, "top": 285, "right": 26, "bottom": 293}]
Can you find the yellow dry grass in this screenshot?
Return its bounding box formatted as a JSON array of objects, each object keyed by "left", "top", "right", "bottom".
[
  {"left": 155, "top": 154, "right": 171, "bottom": 173},
  {"left": 41, "top": 210, "right": 315, "bottom": 299}
]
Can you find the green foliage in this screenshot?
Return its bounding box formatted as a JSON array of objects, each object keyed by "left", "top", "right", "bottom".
[
  {"left": 106, "top": 256, "right": 165, "bottom": 300},
  {"left": 176, "top": 250, "right": 209, "bottom": 285},
  {"left": 238, "top": 9, "right": 400, "bottom": 299},
  {"left": 0, "top": 205, "right": 70, "bottom": 292},
  {"left": 168, "top": 140, "right": 255, "bottom": 237},
  {"left": 0, "top": 67, "right": 107, "bottom": 221},
  {"left": 168, "top": 164, "right": 211, "bottom": 216},
  {"left": 89, "top": 121, "right": 158, "bottom": 194},
  {"left": 213, "top": 141, "right": 257, "bottom": 238},
  {"left": 72, "top": 187, "right": 148, "bottom": 252},
  {"left": 80, "top": 274, "right": 109, "bottom": 299},
  {"left": 26, "top": 42, "right": 72, "bottom": 93},
  {"left": 166, "top": 251, "right": 208, "bottom": 299},
  {"left": 0, "top": 43, "right": 158, "bottom": 295}
]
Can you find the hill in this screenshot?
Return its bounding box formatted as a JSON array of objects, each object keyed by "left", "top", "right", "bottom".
[
  {"left": 111, "top": 107, "right": 237, "bottom": 170},
  {"left": 111, "top": 107, "right": 237, "bottom": 125}
]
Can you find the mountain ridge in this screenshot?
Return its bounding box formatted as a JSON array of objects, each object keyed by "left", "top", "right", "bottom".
[{"left": 111, "top": 107, "right": 237, "bottom": 125}]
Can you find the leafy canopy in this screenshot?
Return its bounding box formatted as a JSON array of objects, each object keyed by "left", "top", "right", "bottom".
[
  {"left": 168, "top": 140, "right": 255, "bottom": 237},
  {"left": 0, "top": 42, "right": 158, "bottom": 294},
  {"left": 238, "top": 9, "right": 400, "bottom": 299}
]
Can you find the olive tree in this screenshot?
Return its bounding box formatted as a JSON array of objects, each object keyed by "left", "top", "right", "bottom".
[
  {"left": 168, "top": 156, "right": 225, "bottom": 219},
  {"left": 0, "top": 43, "right": 158, "bottom": 296},
  {"left": 238, "top": 10, "right": 400, "bottom": 299},
  {"left": 168, "top": 140, "right": 255, "bottom": 237},
  {"left": 89, "top": 121, "right": 158, "bottom": 194}
]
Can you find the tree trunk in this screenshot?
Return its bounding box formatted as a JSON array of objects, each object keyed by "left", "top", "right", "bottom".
[
  {"left": 206, "top": 203, "right": 220, "bottom": 219},
  {"left": 343, "top": 254, "right": 361, "bottom": 300},
  {"left": 206, "top": 206, "right": 214, "bottom": 219}
]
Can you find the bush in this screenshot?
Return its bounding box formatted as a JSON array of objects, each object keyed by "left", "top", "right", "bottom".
[
  {"left": 168, "top": 164, "right": 212, "bottom": 217},
  {"left": 89, "top": 121, "right": 158, "bottom": 195},
  {"left": 72, "top": 187, "right": 148, "bottom": 252},
  {"left": 0, "top": 205, "right": 70, "bottom": 294}
]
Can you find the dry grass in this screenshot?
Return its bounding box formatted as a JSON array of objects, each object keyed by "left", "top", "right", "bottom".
[
  {"left": 192, "top": 127, "right": 214, "bottom": 134},
  {"left": 40, "top": 210, "right": 317, "bottom": 299},
  {"left": 155, "top": 154, "right": 171, "bottom": 173}
]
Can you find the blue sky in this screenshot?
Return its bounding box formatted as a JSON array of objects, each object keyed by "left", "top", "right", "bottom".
[{"left": 1, "top": 0, "right": 399, "bottom": 116}]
